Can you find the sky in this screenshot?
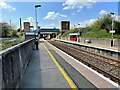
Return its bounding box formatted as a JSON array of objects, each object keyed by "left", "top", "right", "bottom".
[{"left": 0, "top": 0, "right": 119, "bottom": 30}]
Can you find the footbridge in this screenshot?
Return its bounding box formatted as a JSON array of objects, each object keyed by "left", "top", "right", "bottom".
[{"left": 40, "top": 28, "right": 60, "bottom": 39}]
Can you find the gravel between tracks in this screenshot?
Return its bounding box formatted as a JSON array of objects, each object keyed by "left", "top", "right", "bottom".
[{"left": 49, "top": 41, "right": 120, "bottom": 84}]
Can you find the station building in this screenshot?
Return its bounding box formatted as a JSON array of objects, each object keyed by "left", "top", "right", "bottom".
[{"left": 60, "top": 21, "right": 70, "bottom": 33}]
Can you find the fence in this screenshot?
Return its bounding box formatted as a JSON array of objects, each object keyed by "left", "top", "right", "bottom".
[
  {"left": 79, "top": 38, "right": 120, "bottom": 47},
  {"left": 60, "top": 37, "right": 120, "bottom": 48},
  {"left": 0, "top": 38, "right": 35, "bottom": 89}
]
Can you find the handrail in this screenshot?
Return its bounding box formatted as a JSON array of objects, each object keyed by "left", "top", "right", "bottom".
[{"left": 0, "top": 38, "right": 35, "bottom": 55}]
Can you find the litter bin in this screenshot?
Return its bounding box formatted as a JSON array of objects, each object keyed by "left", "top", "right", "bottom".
[
  {"left": 111, "top": 39, "right": 113, "bottom": 47},
  {"left": 85, "top": 39, "right": 91, "bottom": 43}
]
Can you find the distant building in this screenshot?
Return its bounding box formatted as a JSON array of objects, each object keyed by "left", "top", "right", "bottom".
[
  {"left": 60, "top": 21, "right": 70, "bottom": 33},
  {"left": 23, "top": 22, "right": 30, "bottom": 32}
]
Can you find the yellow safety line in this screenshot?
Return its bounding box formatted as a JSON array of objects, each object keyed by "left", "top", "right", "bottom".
[{"left": 44, "top": 44, "right": 77, "bottom": 90}]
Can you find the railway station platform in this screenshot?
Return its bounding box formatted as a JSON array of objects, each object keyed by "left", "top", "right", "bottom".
[
  {"left": 19, "top": 40, "right": 119, "bottom": 89},
  {"left": 55, "top": 39, "right": 119, "bottom": 60},
  {"left": 56, "top": 39, "right": 119, "bottom": 52},
  {"left": 19, "top": 41, "right": 75, "bottom": 88}
]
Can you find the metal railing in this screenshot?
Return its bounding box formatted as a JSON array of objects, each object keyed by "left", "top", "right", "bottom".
[{"left": 0, "top": 38, "right": 35, "bottom": 89}]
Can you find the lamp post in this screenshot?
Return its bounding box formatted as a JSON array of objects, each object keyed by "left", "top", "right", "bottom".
[
  {"left": 35, "top": 4, "right": 41, "bottom": 30},
  {"left": 74, "top": 25, "right": 75, "bottom": 29},
  {"left": 35, "top": 4, "right": 41, "bottom": 50},
  {"left": 78, "top": 23, "right": 80, "bottom": 28},
  {"left": 110, "top": 12, "right": 115, "bottom": 39},
  {"left": 110, "top": 12, "right": 115, "bottom": 47}
]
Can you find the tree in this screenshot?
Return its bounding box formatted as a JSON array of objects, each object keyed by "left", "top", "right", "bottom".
[
  {"left": 114, "top": 21, "right": 120, "bottom": 34},
  {"left": 92, "top": 14, "right": 120, "bottom": 34},
  {"left": 98, "top": 14, "right": 112, "bottom": 32},
  {"left": 1, "top": 23, "right": 11, "bottom": 38},
  {"left": 0, "top": 22, "right": 19, "bottom": 38},
  {"left": 12, "top": 30, "right": 18, "bottom": 37}
]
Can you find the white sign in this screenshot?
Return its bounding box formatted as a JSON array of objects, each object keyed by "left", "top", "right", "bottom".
[
  {"left": 25, "top": 32, "right": 35, "bottom": 35},
  {"left": 109, "top": 30, "right": 115, "bottom": 33}
]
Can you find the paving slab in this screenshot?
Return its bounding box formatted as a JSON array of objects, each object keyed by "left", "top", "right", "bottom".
[{"left": 19, "top": 42, "right": 70, "bottom": 88}]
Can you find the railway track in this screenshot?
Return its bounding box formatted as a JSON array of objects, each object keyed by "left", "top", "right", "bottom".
[{"left": 48, "top": 40, "right": 120, "bottom": 84}]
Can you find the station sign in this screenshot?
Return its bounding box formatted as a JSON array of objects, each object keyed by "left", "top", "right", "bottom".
[
  {"left": 109, "top": 30, "right": 115, "bottom": 33},
  {"left": 34, "top": 29, "right": 39, "bottom": 35},
  {"left": 34, "top": 29, "right": 39, "bottom": 33}
]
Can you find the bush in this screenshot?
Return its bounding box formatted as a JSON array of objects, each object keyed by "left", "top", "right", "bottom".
[
  {"left": 2, "top": 40, "right": 24, "bottom": 50},
  {"left": 60, "top": 14, "right": 120, "bottom": 38}
]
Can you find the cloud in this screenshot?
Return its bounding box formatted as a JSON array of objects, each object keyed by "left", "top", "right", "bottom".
[
  {"left": 78, "top": 14, "right": 120, "bottom": 28},
  {"left": 78, "top": 19, "right": 97, "bottom": 27},
  {"left": 23, "top": 17, "right": 35, "bottom": 24},
  {"left": 114, "top": 16, "right": 120, "bottom": 22},
  {"left": 44, "top": 11, "right": 67, "bottom": 20},
  {"left": 72, "top": 13, "right": 75, "bottom": 15},
  {"left": 49, "top": 24, "right": 55, "bottom": 27},
  {"left": 27, "top": 17, "right": 35, "bottom": 22},
  {"left": 0, "top": 2, "right": 16, "bottom": 11},
  {"left": 99, "top": 10, "right": 120, "bottom": 22},
  {"left": 63, "top": 0, "right": 97, "bottom": 11},
  {"left": 50, "top": 24, "right": 54, "bottom": 26},
  {"left": 0, "top": 10, "right": 2, "bottom": 22},
  {"left": 99, "top": 10, "right": 109, "bottom": 15}
]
